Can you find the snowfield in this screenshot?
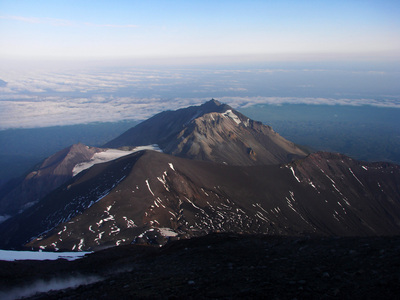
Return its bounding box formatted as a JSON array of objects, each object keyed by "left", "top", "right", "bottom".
[
  {"left": 72, "top": 144, "right": 162, "bottom": 176},
  {"left": 222, "top": 110, "right": 242, "bottom": 125},
  {"left": 0, "top": 250, "right": 90, "bottom": 261}
]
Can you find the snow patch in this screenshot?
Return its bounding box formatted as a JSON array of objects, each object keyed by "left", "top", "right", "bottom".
[
  {"left": 72, "top": 149, "right": 135, "bottom": 176},
  {"left": 103, "top": 214, "right": 115, "bottom": 222},
  {"left": 308, "top": 181, "right": 318, "bottom": 191},
  {"left": 157, "top": 175, "right": 170, "bottom": 191},
  {"left": 158, "top": 228, "right": 178, "bottom": 237},
  {"left": 94, "top": 231, "right": 105, "bottom": 244},
  {"left": 123, "top": 216, "right": 137, "bottom": 228},
  {"left": 133, "top": 144, "right": 162, "bottom": 152},
  {"left": 110, "top": 226, "right": 120, "bottom": 235},
  {"left": 77, "top": 239, "right": 84, "bottom": 251},
  {"left": 72, "top": 145, "right": 162, "bottom": 176},
  {"left": 222, "top": 109, "right": 241, "bottom": 125},
  {"left": 0, "top": 250, "right": 90, "bottom": 261}
]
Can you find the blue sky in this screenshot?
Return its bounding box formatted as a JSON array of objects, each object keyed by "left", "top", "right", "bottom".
[{"left": 1, "top": 0, "right": 399, "bottom": 63}]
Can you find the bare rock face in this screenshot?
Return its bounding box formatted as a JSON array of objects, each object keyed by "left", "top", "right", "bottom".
[
  {"left": 105, "top": 99, "right": 308, "bottom": 165},
  {"left": 164, "top": 111, "right": 306, "bottom": 165}
]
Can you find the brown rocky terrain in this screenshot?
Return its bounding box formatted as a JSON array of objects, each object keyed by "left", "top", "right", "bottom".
[{"left": 1, "top": 149, "right": 400, "bottom": 252}]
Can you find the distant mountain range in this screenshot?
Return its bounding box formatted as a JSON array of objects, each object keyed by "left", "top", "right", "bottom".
[{"left": 1, "top": 99, "right": 400, "bottom": 251}]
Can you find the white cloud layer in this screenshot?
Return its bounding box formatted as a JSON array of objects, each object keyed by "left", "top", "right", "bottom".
[
  {"left": 1, "top": 95, "right": 399, "bottom": 130},
  {"left": 0, "top": 66, "right": 398, "bottom": 129}
]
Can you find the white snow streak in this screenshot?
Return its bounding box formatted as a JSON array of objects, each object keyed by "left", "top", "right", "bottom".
[
  {"left": 145, "top": 179, "right": 155, "bottom": 196},
  {"left": 123, "top": 216, "right": 136, "bottom": 228},
  {"left": 289, "top": 166, "right": 301, "bottom": 182},
  {"left": 157, "top": 175, "right": 169, "bottom": 191},
  {"left": 77, "top": 239, "right": 84, "bottom": 251},
  {"left": 348, "top": 168, "right": 364, "bottom": 187}
]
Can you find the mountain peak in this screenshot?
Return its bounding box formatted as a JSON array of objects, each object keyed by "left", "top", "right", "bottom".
[
  {"left": 198, "top": 99, "right": 231, "bottom": 114},
  {"left": 105, "top": 100, "right": 308, "bottom": 165},
  {"left": 205, "top": 98, "right": 222, "bottom": 107}
]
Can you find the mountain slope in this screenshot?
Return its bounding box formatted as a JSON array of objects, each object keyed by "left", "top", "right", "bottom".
[
  {"left": 0, "top": 143, "right": 145, "bottom": 220},
  {"left": 1, "top": 150, "right": 400, "bottom": 251},
  {"left": 105, "top": 99, "right": 308, "bottom": 165},
  {"left": 104, "top": 99, "right": 231, "bottom": 148},
  {"left": 0, "top": 144, "right": 102, "bottom": 217}
]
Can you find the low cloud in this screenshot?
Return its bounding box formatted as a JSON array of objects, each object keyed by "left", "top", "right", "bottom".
[
  {"left": 0, "top": 66, "right": 398, "bottom": 129},
  {"left": 0, "top": 96, "right": 205, "bottom": 129},
  {"left": 0, "top": 275, "right": 101, "bottom": 300},
  {"left": 1, "top": 95, "right": 399, "bottom": 129},
  {"left": 220, "top": 96, "right": 400, "bottom": 109}
]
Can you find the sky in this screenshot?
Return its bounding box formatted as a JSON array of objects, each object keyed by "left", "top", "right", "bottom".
[
  {"left": 0, "top": 1, "right": 399, "bottom": 129},
  {"left": 1, "top": 0, "right": 400, "bottom": 63}
]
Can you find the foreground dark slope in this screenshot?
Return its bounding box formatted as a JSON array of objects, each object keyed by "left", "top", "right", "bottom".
[
  {"left": 2, "top": 234, "right": 400, "bottom": 299},
  {"left": 1, "top": 149, "right": 400, "bottom": 251},
  {"left": 105, "top": 99, "right": 308, "bottom": 165}
]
